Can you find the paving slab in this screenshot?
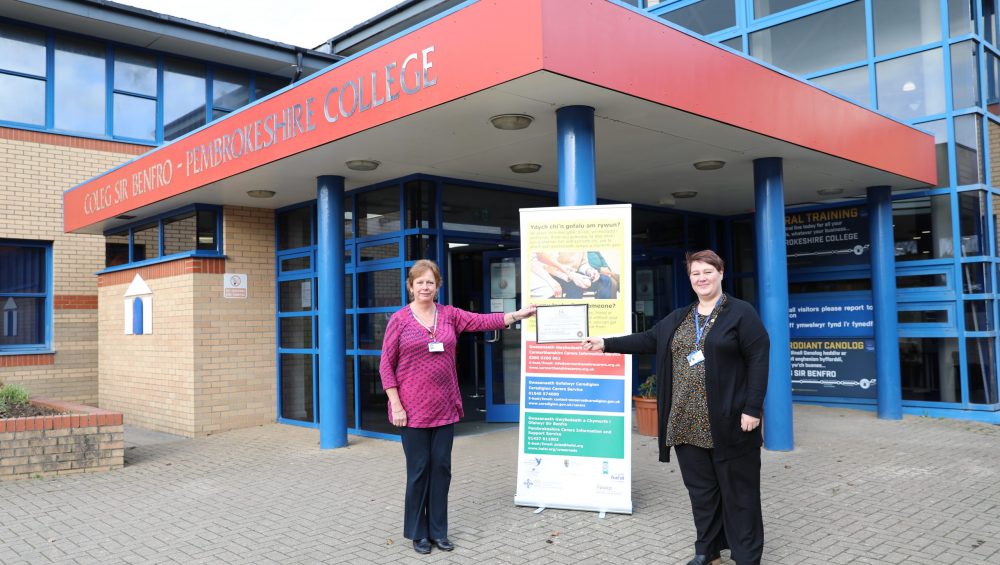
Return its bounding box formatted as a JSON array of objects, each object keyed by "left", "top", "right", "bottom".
[{"left": 1, "top": 405, "right": 999, "bottom": 564}]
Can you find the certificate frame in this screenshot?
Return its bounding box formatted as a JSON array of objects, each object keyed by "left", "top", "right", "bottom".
[{"left": 535, "top": 304, "right": 589, "bottom": 344}]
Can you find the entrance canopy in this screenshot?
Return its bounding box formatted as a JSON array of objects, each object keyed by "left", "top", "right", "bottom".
[{"left": 64, "top": 0, "right": 937, "bottom": 234}]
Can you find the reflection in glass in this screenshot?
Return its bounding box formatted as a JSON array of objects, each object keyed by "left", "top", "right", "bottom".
[
  {"left": 359, "top": 355, "right": 392, "bottom": 433},
  {"left": 345, "top": 314, "right": 354, "bottom": 350},
  {"left": 132, "top": 224, "right": 160, "bottom": 261},
  {"left": 954, "top": 115, "right": 983, "bottom": 185},
  {"left": 279, "top": 279, "right": 313, "bottom": 312},
  {"left": 899, "top": 337, "right": 960, "bottom": 402},
  {"left": 357, "top": 269, "right": 401, "bottom": 307},
  {"left": 987, "top": 51, "right": 1000, "bottom": 116},
  {"left": 359, "top": 242, "right": 399, "bottom": 262},
  {"left": 892, "top": 195, "right": 953, "bottom": 260},
  {"left": 948, "top": 0, "right": 975, "bottom": 37},
  {"left": 958, "top": 190, "right": 987, "bottom": 256},
  {"left": 344, "top": 274, "right": 353, "bottom": 309},
  {"left": 753, "top": 0, "right": 812, "bottom": 18},
  {"left": 280, "top": 353, "right": 314, "bottom": 422},
  {"left": 442, "top": 184, "right": 554, "bottom": 236},
  {"left": 914, "top": 119, "right": 950, "bottom": 187},
  {"left": 281, "top": 256, "right": 311, "bottom": 272},
  {"left": 277, "top": 206, "right": 313, "bottom": 250},
  {"left": 113, "top": 94, "right": 156, "bottom": 141},
  {"left": 406, "top": 235, "right": 436, "bottom": 261},
  {"left": 732, "top": 219, "right": 755, "bottom": 273},
  {"left": 105, "top": 232, "right": 130, "bottom": 267},
  {"left": 54, "top": 36, "right": 106, "bottom": 134},
  {"left": 720, "top": 37, "right": 742, "bottom": 52},
  {"left": 950, "top": 41, "right": 980, "bottom": 110},
  {"left": 876, "top": 48, "right": 945, "bottom": 121},
  {"left": 0, "top": 22, "right": 45, "bottom": 75},
  {"left": 896, "top": 273, "right": 948, "bottom": 288},
  {"left": 213, "top": 68, "right": 250, "bottom": 110},
  {"left": 967, "top": 337, "right": 998, "bottom": 403},
  {"left": 0, "top": 75, "right": 45, "bottom": 125},
  {"left": 358, "top": 313, "right": 392, "bottom": 349},
  {"left": 344, "top": 356, "right": 355, "bottom": 428},
  {"left": 659, "top": 0, "right": 735, "bottom": 35},
  {"left": 0, "top": 297, "right": 45, "bottom": 346},
  {"left": 964, "top": 300, "right": 994, "bottom": 330},
  {"left": 164, "top": 58, "right": 207, "bottom": 140},
  {"left": 114, "top": 49, "right": 156, "bottom": 95},
  {"left": 749, "top": 2, "right": 866, "bottom": 76},
  {"left": 962, "top": 262, "right": 992, "bottom": 293},
  {"left": 344, "top": 196, "right": 353, "bottom": 239},
  {"left": 898, "top": 309, "right": 948, "bottom": 323},
  {"left": 255, "top": 74, "right": 286, "bottom": 100},
  {"left": 633, "top": 208, "right": 683, "bottom": 248},
  {"left": 872, "top": 0, "right": 941, "bottom": 56},
  {"left": 985, "top": 0, "right": 1000, "bottom": 46},
  {"left": 405, "top": 180, "right": 435, "bottom": 228},
  {"left": 811, "top": 66, "right": 870, "bottom": 106},
  {"left": 280, "top": 316, "right": 313, "bottom": 349},
  {"left": 357, "top": 187, "right": 401, "bottom": 236}
]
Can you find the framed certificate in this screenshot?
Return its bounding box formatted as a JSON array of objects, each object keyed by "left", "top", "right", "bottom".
[{"left": 535, "top": 304, "right": 589, "bottom": 343}]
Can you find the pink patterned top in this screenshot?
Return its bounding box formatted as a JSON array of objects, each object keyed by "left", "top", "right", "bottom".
[{"left": 380, "top": 304, "right": 506, "bottom": 428}]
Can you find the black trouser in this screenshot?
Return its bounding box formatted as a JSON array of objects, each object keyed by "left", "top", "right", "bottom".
[
  {"left": 400, "top": 424, "right": 454, "bottom": 541},
  {"left": 674, "top": 443, "right": 763, "bottom": 565}
]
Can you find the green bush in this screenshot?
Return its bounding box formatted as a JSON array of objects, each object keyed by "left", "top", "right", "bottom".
[
  {"left": 0, "top": 383, "right": 31, "bottom": 411},
  {"left": 637, "top": 375, "right": 656, "bottom": 398}
]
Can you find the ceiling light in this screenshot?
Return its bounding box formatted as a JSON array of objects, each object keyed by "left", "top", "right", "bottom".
[
  {"left": 693, "top": 160, "right": 725, "bottom": 171},
  {"left": 247, "top": 190, "right": 276, "bottom": 198},
  {"left": 672, "top": 191, "right": 698, "bottom": 199},
  {"left": 817, "top": 188, "right": 844, "bottom": 196},
  {"left": 510, "top": 163, "right": 541, "bottom": 174},
  {"left": 902, "top": 81, "right": 917, "bottom": 92},
  {"left": 490, "top": 114, "right": 534, "bottom": 130},
  {"left": 345, "top": 159, "right": 380, "bottom": 171}
]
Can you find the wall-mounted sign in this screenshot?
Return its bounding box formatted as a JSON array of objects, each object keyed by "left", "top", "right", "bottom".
[
  {"left": 785, "top": 206, "right": 870, "bottom": 267},
  {"left": 224, "top": 274, "right": 248, "bottom": 299},
  {"left": 791, "top": 339, "right": 876, "bottom": 399},
  {"left": 788, "top": 296, "right": 874, "bottom": 338}
]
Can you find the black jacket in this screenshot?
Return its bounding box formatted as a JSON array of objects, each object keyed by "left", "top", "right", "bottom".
[{"left": 604, "top": 294, "right": 769, "bottom": 462}]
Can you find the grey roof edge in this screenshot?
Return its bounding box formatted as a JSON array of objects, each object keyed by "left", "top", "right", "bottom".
[
  {"left": 12, "top": 0, "right": 341, "bottom": 68},
  {"left": 321, "top": 0, "right": 463, "bottom": 56}
]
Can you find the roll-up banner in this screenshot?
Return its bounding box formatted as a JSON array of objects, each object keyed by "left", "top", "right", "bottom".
[{"left": 515, "top": 204, "right": 633, "bottom": 515}]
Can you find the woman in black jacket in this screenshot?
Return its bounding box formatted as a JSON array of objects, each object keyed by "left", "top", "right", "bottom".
[{"left": 583, "top": 250, "right": 769, "bottom": 565}]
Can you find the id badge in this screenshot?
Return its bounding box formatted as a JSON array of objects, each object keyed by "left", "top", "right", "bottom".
[
  {"left": 687, "top": 350, "right": 705, "bottom": 366},
  {"left": 428, "top": 341, "right": 444, "bottom": 353}
]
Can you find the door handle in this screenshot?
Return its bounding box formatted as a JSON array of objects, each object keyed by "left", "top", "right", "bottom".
[{"left": 485, "top": 330, "right": 501, "bottom": 343}]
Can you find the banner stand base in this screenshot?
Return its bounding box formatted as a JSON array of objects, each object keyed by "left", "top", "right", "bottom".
[{"left": 533, "top": 506, "right": 545, "bottom": 514}]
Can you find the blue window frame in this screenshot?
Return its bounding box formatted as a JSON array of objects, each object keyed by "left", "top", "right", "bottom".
[
  {"left": 0, "top": 240, "right": 52, "bottom": 353},
  {"left": 0, "top": 18, "right": 287, "bottom": 144},
  {"left": 101, "top": 205, "right": 223, "bottom": 272}
]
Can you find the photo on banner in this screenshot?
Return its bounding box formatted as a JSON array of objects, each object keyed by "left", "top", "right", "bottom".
[{"left": 515, "top": 204, "right": 633, "bottom": 515}]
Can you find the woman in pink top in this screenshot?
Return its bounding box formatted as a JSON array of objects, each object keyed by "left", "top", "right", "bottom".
[{"left": 380, "top": 259, "right": 535, "bottom": 555}]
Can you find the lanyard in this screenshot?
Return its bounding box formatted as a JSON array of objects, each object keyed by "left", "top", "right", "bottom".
[
  {"left": 411, "top": 305, "right": 438, "bottom": 341},
  {"left": 693, "top": 297, "right": 721, "bottom": 348}
]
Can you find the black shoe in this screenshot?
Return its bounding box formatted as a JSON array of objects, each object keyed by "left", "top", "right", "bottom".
[
  {"left": 432, "top": 538, "right": 454, "bottom": 551},
  {"left": 413, "top": 538, "right": 432, "bottom": 554},
  {"left": 686, "top": 554, "right": 721, "bottom": 565}
]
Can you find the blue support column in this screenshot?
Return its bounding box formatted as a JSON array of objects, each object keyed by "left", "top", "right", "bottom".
[
  {"left": 753, "top": 157, "right": 793, "bottom": 451},
  {"left": 317, "top": 175, "right": 347, "bottom": 448},
  {"left": 556, "top": 105, "right": 596, "bottom": 206},
  {"left": 867, "top": 185, "right": 902, "bottom": 419}
]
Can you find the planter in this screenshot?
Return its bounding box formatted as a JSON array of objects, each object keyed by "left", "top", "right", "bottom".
[
  {"left": 0, "top": 397, "right": 124, "bottom": 481},
  {"left": 633, "top": 395, "right": 658, "bottom": 437}
]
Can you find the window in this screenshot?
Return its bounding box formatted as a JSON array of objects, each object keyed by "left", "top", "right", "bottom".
[
  {"left": 872, "top": 0, "right": 941, "bottom": 56},
  {"left": 958, "top": 190, "right": 987, "bottom": 255},
  {"left": 212, "top": 68, "right": 250, "bottom": 120},
  {"left": 892, "top": 195, "right": 954, "bottom": 260},
  {"left": 113, "top": 48, "right": 157, "bottom": 141},
  {"left": 54, "top": 36, "right": 106, "bottom": 135},
  {"left": 811, "top": 66, "right": 871, "bottom": 106},
  {"left": 954, "top": 115, "right": 984, "bottom": 185},
  {"left": 659, "top": 0, "right": 736, "bottom": 36},
  {"left": 876, "top": 48, "right": 945, "bottom": 121},
  {"left": 104, "top": 206, "right": 221, "bottom": 268},
  {"left": 915, "top": 119, "right": 950, "bottom": 187},
  {"left": 0, "top": 242, "right": 49, "bottom": 352},
  {"left": 753, "top": 0, "right": 812, "bottom": 18},
  {"left": 900, "top": 338, "right": 960, "bottom": 401},
  {"left": 164, "top": 58, "right": 207, "bottom": 141},
  {"left": 0, "top": 22, "right": 45, "bottom": 126},
  {"left": 950, "top": 41, "right": 980, "bottom": 111},
  {"left": 948, "top": 0, "right": 975, "bottom": 37},
  {"left": 749, "top": 2, "right": 866, "bottom": 76}
]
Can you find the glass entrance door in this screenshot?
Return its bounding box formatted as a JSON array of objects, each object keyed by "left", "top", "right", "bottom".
[
  {"left": 632, "top": 254, "right": 679, "bottom": 393},
  {"left": 483, "top": 251, "right": 521, "bottom": 422}
]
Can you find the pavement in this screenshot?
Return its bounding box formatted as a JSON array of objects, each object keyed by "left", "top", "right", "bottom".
[{"left": 1, "top": 404, "right": 999, "bottom": 564}]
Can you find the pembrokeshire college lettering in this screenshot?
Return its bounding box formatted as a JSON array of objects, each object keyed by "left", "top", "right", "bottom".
[{"left": 80, "top": 46, "right": 437, "bottom": 219}]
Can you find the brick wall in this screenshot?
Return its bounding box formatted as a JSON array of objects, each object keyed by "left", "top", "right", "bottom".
[
  {"left": 97, "top": 207, "right": 276, "bottom": 437},
  {"left": 0, "top": 130, "right": 145, "bottom": 403},
  {"left": 0, "top": 397, "right": 124, "bottom": 481}
]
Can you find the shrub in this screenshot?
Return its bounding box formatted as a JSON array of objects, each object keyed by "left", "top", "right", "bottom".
[
  {"left": 637, "top": 375, "right": 656, "bottom": 399},
  {"left": 0, "top": 383, "right": 30, "bottom": 411}
]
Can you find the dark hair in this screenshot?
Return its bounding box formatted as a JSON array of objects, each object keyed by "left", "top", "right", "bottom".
[
  {"left": 685, "top": 250, "right": 724, "bottom": 275},
  {"left": 406, "top": 259, "right": 442, "bottom": 299}
]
